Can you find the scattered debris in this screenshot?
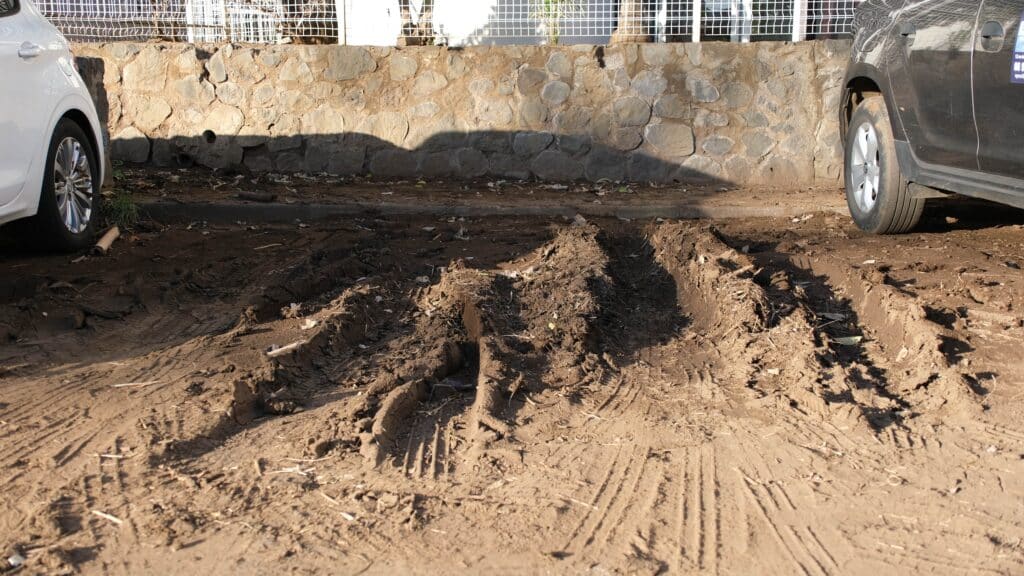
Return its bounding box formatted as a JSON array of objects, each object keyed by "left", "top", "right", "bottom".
[
  {"left": 91, "top": 510, "right": 124, "bottom": 525},
  {"left": 267, "top": 340, "right": 306, "bottom": 358},
  {"left": 93, "top": 226, "right": 120, "bottom": 255},
  {"left": 237, "top": 191, "right": 278, "bottom": 203}
]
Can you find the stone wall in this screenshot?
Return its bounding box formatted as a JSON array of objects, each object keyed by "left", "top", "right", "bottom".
[{"left": 75, "top": 40, "right": 850, "bottom": 185}]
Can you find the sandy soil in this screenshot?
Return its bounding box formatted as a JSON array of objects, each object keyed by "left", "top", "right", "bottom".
[{"left": 1, "top": 197, "right": 1023, "bottom": 575}]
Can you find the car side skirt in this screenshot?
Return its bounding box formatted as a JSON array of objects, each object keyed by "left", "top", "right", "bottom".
[{"left": 896, "top": 141, "right": 1024, "bottom": 210}]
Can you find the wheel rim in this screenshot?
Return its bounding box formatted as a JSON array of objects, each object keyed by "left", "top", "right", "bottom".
[
  {"left": 53, "top": 137, "right": 93, "bottom": 234},
  {"left": 849, "top": 122, "right": 881, "bottom": 213}
]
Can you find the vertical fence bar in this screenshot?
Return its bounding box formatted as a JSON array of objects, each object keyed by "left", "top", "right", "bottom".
[
  {"left": 656, "top": 0, "right": 668, "bottom": 42},
  {"left": 792, "top": 0, "right": 808, "bottom": 41},
  {"left": 692, "top": 0, "right": 701, "bottom": 42},
  {"left": 335, "top": 0, "right": 345, "bottom": 44}
]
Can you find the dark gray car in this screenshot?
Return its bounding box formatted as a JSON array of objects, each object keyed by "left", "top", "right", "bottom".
[{"left": 841, "top": 0, "right": 1024, "bottom": 234}]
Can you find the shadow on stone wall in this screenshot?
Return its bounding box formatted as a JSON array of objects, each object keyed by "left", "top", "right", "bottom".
[
  {"left": 76, "top": 55, "right": 733, "bottom": 186},
  {"left": 110, "top": 130, "right": 735, "bottom": 187}
]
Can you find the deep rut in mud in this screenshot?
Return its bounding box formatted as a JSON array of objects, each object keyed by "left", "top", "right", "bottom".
[{"left": 2, "top": 214, "right": 1020, "bottom": 575}]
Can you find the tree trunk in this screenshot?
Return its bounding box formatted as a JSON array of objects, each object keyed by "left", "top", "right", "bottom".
[
  {"left": 397, "top": 0, "right": 435, "bottom": 45},
  {"left": 610, "top": 0, "right": 652, "bottom": 43}
]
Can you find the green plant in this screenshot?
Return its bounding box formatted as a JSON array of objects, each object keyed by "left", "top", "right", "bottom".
[
  {"left": 534, "top": 0, "right": 583, "bottom": 45},
  {"left": 104, "top": 189, "right": 139, "bottom": 230}
]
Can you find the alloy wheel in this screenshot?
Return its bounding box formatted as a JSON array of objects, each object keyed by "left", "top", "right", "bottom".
[{"left": 53, "top": 137, "right": 93, "bottom": 234}]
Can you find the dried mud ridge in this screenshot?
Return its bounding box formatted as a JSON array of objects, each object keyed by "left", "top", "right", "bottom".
[
  {"left": 2, "top": 218, "right": 1007, "bottom": 575},
  {"left": 205, "top": 223, "right": 980, "bottom": 471}
]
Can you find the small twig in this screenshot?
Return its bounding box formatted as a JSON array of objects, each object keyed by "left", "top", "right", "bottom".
[
  {"left": 91, "top": 510, "right": 123, "bottom": 525},
  {"left": 110, "top": 380, "right": 160, "bottom": 389},
  {"left": 560, "top": 496, "right": 599, "bottom": 511},
  {"left": 253, "top": 458, "right": 263, "bottom": 478},
  {"left": 267, "top": 340, "right": 306, "bottom": 358},
  {"left": 268, "top": 466, "right": 314, "bottom": 476},
  {"left": 281, "top": 456, "right": 333, "bottom": 463},
  {"left": 254, "top": 243, "right": 283, "bottom": 251}
]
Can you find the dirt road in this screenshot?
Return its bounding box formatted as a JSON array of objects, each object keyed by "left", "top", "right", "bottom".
[{"left": 1, "top": 202, "right": 1023, "bottom": 575}]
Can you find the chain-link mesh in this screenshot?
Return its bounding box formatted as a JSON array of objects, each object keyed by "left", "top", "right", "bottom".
[{"left": 34, "top": 0, "right": 859, "bottom": 45}]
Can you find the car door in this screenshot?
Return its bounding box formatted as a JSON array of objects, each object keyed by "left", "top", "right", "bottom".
[
  {"left": 0, "top": 0, "right": 50, "bottom": 207},
  {"left": 886, "top": 0, "right": 980, "bottom": 170},
  {"left": 973, "top": 0, "right": 1024, "bottom": 180}
]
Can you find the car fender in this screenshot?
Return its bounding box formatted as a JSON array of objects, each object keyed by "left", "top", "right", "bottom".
[
  {"left": 841, "top": 62, "right": 907, "bottom": 144},
  {"left": 30, "top": 91, "right": 106, "bottom": 197}
]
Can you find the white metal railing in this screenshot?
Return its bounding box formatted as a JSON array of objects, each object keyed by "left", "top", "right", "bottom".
[{"left": 34, "top": 0, "right": 859, "bottom": 45}]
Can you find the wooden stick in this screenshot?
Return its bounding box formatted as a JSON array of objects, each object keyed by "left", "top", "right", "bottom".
[
  {"left": 93, "top": 226, "right": 121, "bottom": 255},
  {"left": 91, "top": 510, "right": 124, "bottom": 525},
  {"left": 267, "top": 340, "right": 306, "bottom": 358},
  {"left": 110, "top": 380, "right": 160, "bottom": 389}
]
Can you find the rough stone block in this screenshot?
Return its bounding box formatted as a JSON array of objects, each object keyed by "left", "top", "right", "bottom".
[
  {"left": 468, "top": 132, "right": 511, "bottom": 154},
  {"left": 644, "top": 123, "right": 695, "bottom": 158},
  {"left": 743, "top": 130, "right": 776, "bottom": 160},
  {"left": 585, "top": 148, "right": 627, "bottom": 182},
  {"left": 111, "top": 126, "right": 150, "bottom": 163},
  {"left": 631, "top": 70, "right": 667, "bottom": 101},
  {"left": 204, "top": 47, "right": 228, "bottom": 84},
  {"left": 546, "top": 52, "right": 572, "bottom": 80},
  {"left": 325, "top": 46, "right": 376, "bottom": 81},
  {"left": 369, "top": 149, "right": 419, "bottom": 178},
  {"left": 519, "top": 98, "right": 549, "bottom": 129},
  {"left": 516, "top": 68, "right": 548, "bottom": 96},
  {"left": 420, "top": 152, "right": 456, "bottom": 178},
  {"left": 216, "top": 81, "right": 245, "bottom": 108},
  {"left": 513, "top": 132, "right": 554, "bottom": 157},
  {"left": 686, "top": 75, "right": 720, "bottom": 103},
  {"left": 123, "top": 46, "right": 168, "bottom": 94},
  {"left": 627, "top": 152, "right": 674, "bottom": 183},
  {"left": 702, "top": 135, "right": 735, "bottom": 157},
  {"left": 613, "top": 97, "right": 652, "bottom": 127},
  {"left": 304, "top": 142, "right": 365, "bottom": 175},
  {"left": 487, "top": 154, "right": 531, "bottom": 180},
  {"left": 541, "top": 81, "right": 571, "bottom": 107},
  {"left": 531, "top": 150, "right": 582, "bottom": 181},
  {"left": 390, "top": 53, "right": 419, "bottom": 81},
  {"left": 455, "top": 148, "right": 488, "bottom": 178},
  {"left": 412, "top": 71, "right": 448, "bottom": 96},
  {"left": 653, "top": 95, "right": 688, "bottom": 120}
]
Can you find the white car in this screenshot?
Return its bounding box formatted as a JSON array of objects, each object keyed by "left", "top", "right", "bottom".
[{"left": 0, "top": 0, "right": 104, "bottom": 250}]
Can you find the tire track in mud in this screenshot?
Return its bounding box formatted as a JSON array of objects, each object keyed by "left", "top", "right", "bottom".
[
  {"left": 356, "top": 223, "right": 612, "bottom": 471},
  {"left": 715, "top": 234, "right": 987, "bottom": 441},
  {"left": 11, "top": 218, "right": 1002, "bottom": 574}
]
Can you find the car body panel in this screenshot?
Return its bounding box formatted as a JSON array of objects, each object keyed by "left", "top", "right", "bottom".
[
  {"left": 0, "top": 0, "right": 104, "bottom": 227},
  {"left": 842, "top": 0, "right": 907, "bottom": 141},
  {"left": 886, "top": 0, "right": 981, "bottom": 171},
  {"left": 974, "top": 0, "right": 1024, "bottom": 180},
  {"left": 845, "top": 0, "right": 1024, "bottom": 209}
]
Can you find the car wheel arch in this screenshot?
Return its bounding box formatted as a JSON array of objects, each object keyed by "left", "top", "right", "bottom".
[
  {"left": 58, "top": 109, "right": 101, "bottom": 178},
  {"left": 841, "top": 64, "right": 906, "bottom": 140}
]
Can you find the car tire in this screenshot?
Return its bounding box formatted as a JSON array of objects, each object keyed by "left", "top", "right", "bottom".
[
  {"left": 31, "top": 119, "right": 101, "bottom": 251},
  {"left": 844, "top": 96, "right": 924, "bottom": 234}
]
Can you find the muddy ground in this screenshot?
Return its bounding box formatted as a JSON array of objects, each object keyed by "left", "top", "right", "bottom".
[{"left": 1, "top": 190, "right": 1023, "bottom": 575}]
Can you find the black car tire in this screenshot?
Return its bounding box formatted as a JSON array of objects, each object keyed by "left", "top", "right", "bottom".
[
  {"left": 844, "top": 96, "right": 924, "bottom": 234},
  {"left": 31, "top": 119, "right": 101, "bottom": 252}
]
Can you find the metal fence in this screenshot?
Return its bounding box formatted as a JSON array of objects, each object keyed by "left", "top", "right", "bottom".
[{"left": 35, "top": 0, "right": 859, "bottom": 45}]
